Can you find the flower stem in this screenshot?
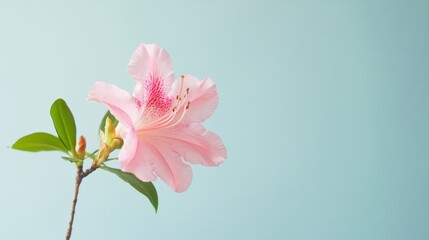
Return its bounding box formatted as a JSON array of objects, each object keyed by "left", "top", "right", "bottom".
[{"left": 65, "top": 165, "right": 98, "bottom": 240}]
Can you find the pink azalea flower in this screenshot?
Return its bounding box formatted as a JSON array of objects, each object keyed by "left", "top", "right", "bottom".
[{"left": 88, "top": 44, "right": 226, "bottom": 192}]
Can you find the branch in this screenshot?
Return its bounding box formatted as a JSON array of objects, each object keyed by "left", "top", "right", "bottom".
[{"left": 65, "top": 165, "right": 98, "bottom": 240}]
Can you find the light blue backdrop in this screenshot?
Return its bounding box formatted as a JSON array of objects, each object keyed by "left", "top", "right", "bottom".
[{"left": 1, "top": 0, "right": 428, "bottom": 239}]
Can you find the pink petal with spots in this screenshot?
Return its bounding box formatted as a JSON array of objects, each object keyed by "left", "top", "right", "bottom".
[{"left": 128, "top": 44, "right": 174, "bottom": 102}]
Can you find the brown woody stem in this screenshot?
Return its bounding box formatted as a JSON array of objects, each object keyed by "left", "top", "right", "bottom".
[{"left": 65, "top": 165, "right": 98, "bottom": 240}]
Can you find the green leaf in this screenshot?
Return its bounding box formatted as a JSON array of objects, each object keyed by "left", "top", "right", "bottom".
[
  {"left": 12, "top": 132, "right": 69, "bottom": 153},
  {"left": 99, "top": 110, "right": 119, "bottom": 133},
  {"left": 50, "top": 99, "right": 77, "bottom": 156},
  {"left": 101, "top": 165, "right": 158, "bottom": 212}
]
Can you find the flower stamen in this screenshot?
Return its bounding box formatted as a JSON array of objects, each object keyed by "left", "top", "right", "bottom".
[
  {"left": 178, "top": 75, "right": 185, "bottom": 98},
  {"left": 139, "top": 75, "right": 191, "bottom": 132}
]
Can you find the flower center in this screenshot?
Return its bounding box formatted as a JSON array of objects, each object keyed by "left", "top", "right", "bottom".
[{"left": 138, "top": 75, "right": 190, "bottom": 133}]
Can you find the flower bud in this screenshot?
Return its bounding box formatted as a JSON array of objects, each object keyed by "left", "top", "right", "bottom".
[
  {"left": 100, "top": 117, "right": 123, "bottom": 150},
  {"left": 95, "top": 117, "right": 124, "bottom": 166},
  {"left": 115, "top": 122, "right": 125, "bottom": 137},
  {"left": 104, "top": 117, "right": 116, "bottom": 146},
  {"left": 95, "top": 143, "right": 111, "bottom": 166},
  {"left": 99, "top": 129, "right": 105, "bottom": 144},
  {"left": 76, "top": 135, "right": 86, "bottom": 160},
  {"left": 110, "top": 138, "right": 123, "bottom": 150}
]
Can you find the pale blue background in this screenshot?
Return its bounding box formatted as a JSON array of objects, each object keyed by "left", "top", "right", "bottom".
[{"left": 1, "top": 0, "right": 428, "bottom": 239}]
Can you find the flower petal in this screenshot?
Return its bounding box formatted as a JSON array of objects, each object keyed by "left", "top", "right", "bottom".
[
  {"left": 128, "top": 44, "right": 175, "bottom": 101},
  {"left": 145, "top": 44, "right": 174, "bottom": 88},
  {"left": 128, "top": 44, "right": 150, "bottom": 82},
  {"left": 145, "top": 139, "right": 193, "bottom": 192},
  {"left": 118, "top": 128, "right": 137, "bottom": 169},
  {"left": 170, "top": 75, "right": 219, "bottom": 124},
  {"left": 88, "top": 82, "right": 138, "bottom": 127},
  {"left": 147, "top": 123, "right": 227, "bottom": 167},
  {"left": 119, "top": 134, "right": 192, "bottom": 192},
  {"left": 120, "top": 129, "right": 157, "bottom": 182}
]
